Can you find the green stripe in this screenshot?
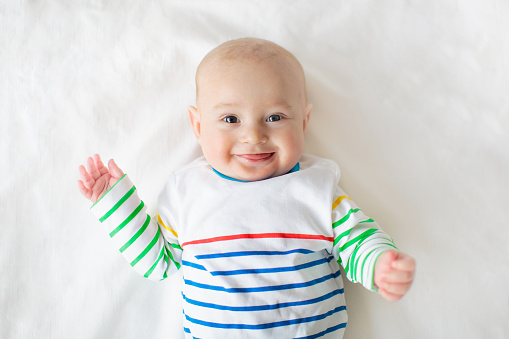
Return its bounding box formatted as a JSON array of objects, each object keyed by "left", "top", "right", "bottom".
[
  {"left": 346, "top": 238, "right": 397, "bottom": 283},
  {"left": 350, "top": 238, "right": 366, "bottom": 281},
  {"left": 339, "top": 228, "right": 377, "bottom": 282},
  {"left": 333, "top": 230, "right": 350, "bottom": 248},
  {"left": 362, "top": 243, "right": 398, "bottom": 288},
  {"left": 110, "top": 201, "right": 145, "bottom": 238},
  {"left": 168, "top": 242, "right": 183, "bottom": 251},
  {"left": 334, "top": 229, "right": 355, "bottom": 265},
  {"left": 91, "top": 174, "right": 127, "bottom": 209},
  {"left": 360, "top": 248, "right": 378, "bottom": 286},
  {"left": 351, "top": 231, "right": 386, "bottom": 281},
  {"left": 333, "top": 228, "right": 353, "bottom": 248},
  {"left": 99, "top": 185, "right": 136, "bottom": 223},
  {"left": 372, "top": 251, "right": 385, "bottom": 292},
  {"left": 166, "top": 245, "right": 181, "bottom": 270},
  {"left": 353, "top": 238, "right": 383, "bottom": 282},
  {"left": 332, "top": 208, "right": 361, "bottom": 229},
  {"left": 333, "top": 218, "right": 375, "bottom": 247},
  {"left": 130, "top": 222, "right": 159, "bottom": 267},
  {"left": 370, "top": 250, "right": 390, "bottom": 291},
  {"left": 162, "top": 250, "right": 169, "bottom": 280},
  {"left": 144, "top": 246, "right": 165, "bottom": 278},
  {"left": 375, "top": 242, "right": 398, "bottom": 256},
  {"left": 120, "top": 214, "right": 151, "bottom": 253},
  {"left": 344, "top": 257, "right": 350, "bottom": 275},
  {"left": 338, "top": 228, "right": 378, "bottom": 253}
]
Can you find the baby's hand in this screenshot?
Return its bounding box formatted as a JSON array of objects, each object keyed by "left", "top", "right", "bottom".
[
  {"left": 77, "top": 154, "right": 124, "bottom": 203},
  {"left": 373, "top": 251, "right": 416, "bottom": 302}
]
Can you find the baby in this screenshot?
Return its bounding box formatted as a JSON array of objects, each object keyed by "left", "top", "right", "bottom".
[{"left": 78, "top": 38, "right": 415, "bottom": 338}]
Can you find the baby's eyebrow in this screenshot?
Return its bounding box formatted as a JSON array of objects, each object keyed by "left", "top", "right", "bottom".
[
  {"left": 213, "top": 102, "right": 294, "bottom": 111},
  {"left": 213, "top": 102, "right": 239, "bottom": 110},
  {"left": 272, "top": 102, "right": 294, "bottom": 111}
]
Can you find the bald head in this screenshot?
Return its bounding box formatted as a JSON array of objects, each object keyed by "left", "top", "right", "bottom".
[{"left": 195, "top": 38, "right": 307, "bottom": 105}]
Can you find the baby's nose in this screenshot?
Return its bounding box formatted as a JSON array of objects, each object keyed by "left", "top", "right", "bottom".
[{"left": 240, "top": 124, "right": 268, "bottom": 144}]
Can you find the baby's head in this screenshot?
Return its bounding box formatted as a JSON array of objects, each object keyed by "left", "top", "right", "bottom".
[{"left": 188, "top": 38, "right": 312, "bottom": 181}]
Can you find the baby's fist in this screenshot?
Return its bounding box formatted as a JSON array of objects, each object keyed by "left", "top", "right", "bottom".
[{"left": 374, "top": 251, "right": 416, "bottom": 302}]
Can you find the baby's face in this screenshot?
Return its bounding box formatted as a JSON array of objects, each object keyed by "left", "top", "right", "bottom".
[{"left": 189, "top": 58, "right": 312, "bottom": 182}]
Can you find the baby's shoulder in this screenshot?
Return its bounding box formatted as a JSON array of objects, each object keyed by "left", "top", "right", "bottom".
[
  {"left": 300, "top": 154, "right": 340, "bottom": 177},
  {"left": 160, "top": 156, "right": 210, "bottom": 190},
  {"left": 174, "top": 156, "right": 209, "bottom": 174}
]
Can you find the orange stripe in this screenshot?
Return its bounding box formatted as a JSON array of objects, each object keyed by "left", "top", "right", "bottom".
[{"left": 181, "top": 233, "right": 334, "bottom": 248}]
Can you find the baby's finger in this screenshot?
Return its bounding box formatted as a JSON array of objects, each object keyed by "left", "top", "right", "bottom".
[
  {"left": 380, "top": 281, "right": 413, "bottom": 297},
  {"left": 94, "top": 154, "right": 109, "bottom": 175},
  {"left": 378, "top": 282, "right": 412, "bottom": 302},
  {"left": 380, "top": 269, "right": 414, "bottom": 284},
  {"left": 77, "top": 180, "right": 92, "bottom": 200},
  {"left": 108, "top": 159, "right": 124, "bottom": 179},
  {"left": 79, "top": 165, "right": 95, "bottom": 189},
  {"left": 392, "top": 253, "right": 416, "bottom": 272},
  {"left": 87, "top": 156, "right": 101, "bottom": 180}
]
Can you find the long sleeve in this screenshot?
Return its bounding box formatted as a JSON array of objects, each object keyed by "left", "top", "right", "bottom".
[
  {"left": 331, "top": 185, "right": 398, "bottom": 291},
  {"left": 91, "top": 174, "right": 182, "bottom": 280}
]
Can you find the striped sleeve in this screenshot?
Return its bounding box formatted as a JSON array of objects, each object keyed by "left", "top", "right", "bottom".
[
  {"left": 331, "top": 186, "right": 398, "bottom": 291},
  {"left": 91, "top": 174, "right": 182, "bottom": 280}
]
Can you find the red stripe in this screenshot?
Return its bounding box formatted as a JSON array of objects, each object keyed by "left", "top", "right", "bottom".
[{"left": 181, "top": 233, "right": 334, "bottom": 248}]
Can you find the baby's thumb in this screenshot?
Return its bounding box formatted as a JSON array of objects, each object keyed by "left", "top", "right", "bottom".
[
  {"left": 108, "top": 159, "right": 125, "bottom": 179},
  {"left": 383, "top": 250, "right": 398, "bottom": 267}
]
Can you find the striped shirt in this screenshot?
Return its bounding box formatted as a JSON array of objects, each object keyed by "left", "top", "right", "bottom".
[{"left": 92, "top": 154, "right": 397, "bottom": 338}]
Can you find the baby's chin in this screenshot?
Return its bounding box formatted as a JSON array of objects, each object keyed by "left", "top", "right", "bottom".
[
  {"left": 208, "top": 153, "right": 298, "bottom": 182},
  {"left": 212, "top": 165, "right": 274, "bottom": 182},
  {"left": 223, "top": 170, "right": 271, "bottom": 182},
  {"left": 237, "top": 172, "right": 274, "bottom": 182}
]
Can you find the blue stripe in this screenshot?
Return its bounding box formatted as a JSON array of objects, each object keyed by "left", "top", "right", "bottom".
[
  {"left": 184, "top": 305, "right": 346, "bottom": 330},
  {"left": 212, "top": 162, "right": 300, "bottom": 183},
  {"left": 195, "top": 248, "right": 314, "bottom": 259},
  {"left": 182, "top": 260, "right": 206, "bottom": 271},
  {"left": 182, "top": 288, "right": 343, "bottom": 312},
  {"left": 212, "top": 168, "right": 249, "bottom": 182},
  {"left": 183, "top": 256, "right": 334, "bottom": 276},
  {"left": 183, "top": 269, "right": 341, "bottom": 293},
  {"left": 183, "top": 327, "right": 200, "bottom": 339},
  {"left": 294, "top": 322, "right": 347, "bottom": 339}
]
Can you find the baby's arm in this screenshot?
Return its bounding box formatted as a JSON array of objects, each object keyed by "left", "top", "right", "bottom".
[
  {"left": 331, "top": 186, "right": 415, "bottom": 300},
  {"left": 78, "top": 154, "right": 182, "bottom": 280},
  {"left": 373, "top": 250, "right": 415, "bottom": 302}
]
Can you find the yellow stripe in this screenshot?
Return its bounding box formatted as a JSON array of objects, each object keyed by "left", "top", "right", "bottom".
[
  {"left": 332, "top": 195, "right": 352, "bottom": 211},
  {"left": 157, "top": 213, "right": 178, "bottom": 237}
]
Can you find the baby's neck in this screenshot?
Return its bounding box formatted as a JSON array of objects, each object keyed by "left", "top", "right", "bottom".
[{"left": 211, "top": 163, "right": 300, "bottom": 183}]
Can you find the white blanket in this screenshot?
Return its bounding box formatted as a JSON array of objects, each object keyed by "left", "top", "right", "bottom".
[{"left": 2, "top": 1, "right": 508, "bottom": 338}]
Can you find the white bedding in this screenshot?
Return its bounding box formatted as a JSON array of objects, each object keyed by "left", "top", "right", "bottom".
[{"left": 2, "top": 1, "right": 509, "bottom": 338}]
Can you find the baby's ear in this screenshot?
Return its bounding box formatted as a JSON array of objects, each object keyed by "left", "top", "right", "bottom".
[
  {"left": 188, "top": 106, "right": 201, "bottom": 140},
  {"left": 303, "top": 103, "right": 313, "bottom": 132}
]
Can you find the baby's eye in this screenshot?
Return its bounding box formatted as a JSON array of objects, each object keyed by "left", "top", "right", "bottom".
[
  {"left": 223, "top": 115, "right": 239, "bottom": 124},
  {"left": 267, "top": 114, "right": 282, "bottom": 122}
]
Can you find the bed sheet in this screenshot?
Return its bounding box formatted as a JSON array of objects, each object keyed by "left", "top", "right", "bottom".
[{"left": 2, "top": 1, "right": 509, "bottom": 338}]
